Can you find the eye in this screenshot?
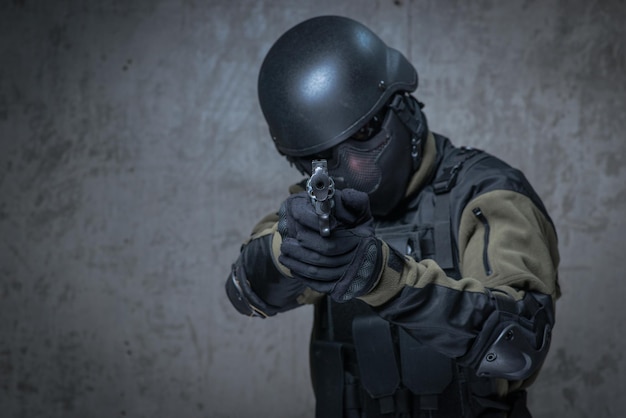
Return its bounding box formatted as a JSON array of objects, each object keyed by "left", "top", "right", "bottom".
[
  {"left": 310, "top": 149, "right": 334, "bottom": 160},
  {"left": 350, "top": 108, "right": 387, "bottom": 141}
]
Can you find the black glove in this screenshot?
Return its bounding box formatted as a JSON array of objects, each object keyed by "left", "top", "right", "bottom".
[{"left": 277, "top": 188, "right": 383, "bottom": 302}]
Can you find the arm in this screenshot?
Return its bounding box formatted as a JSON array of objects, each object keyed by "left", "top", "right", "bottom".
[
  {"left": 278, "top": 188, "right": 559, "bottom": 380},
  {"left": 225, "top": 212, "right": 322, "bottom": 318},
  {"left": 361, "top": 189, "right": 559, "bottom": 379}
]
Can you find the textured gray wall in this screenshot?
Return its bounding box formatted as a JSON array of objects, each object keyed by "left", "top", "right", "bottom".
[{"left": 1, "top": 1, "right": 624, "bottom": 417}]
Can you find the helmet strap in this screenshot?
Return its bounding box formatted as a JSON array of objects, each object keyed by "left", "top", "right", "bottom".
[{"left": 388, "top": 94, "right": 427, "bottom": 171}]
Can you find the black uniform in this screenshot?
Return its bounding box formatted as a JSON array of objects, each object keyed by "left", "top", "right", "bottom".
[
  {"left": 226, "top": 132, "right": 560, "bottom": 418},
  {"left": 226, "top": 14, "right": 559, "bottom": 418}
]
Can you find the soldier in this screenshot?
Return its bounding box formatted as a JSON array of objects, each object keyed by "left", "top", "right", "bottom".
[{"left": 226, "top": 15, "right": 560, "bottom": 418}]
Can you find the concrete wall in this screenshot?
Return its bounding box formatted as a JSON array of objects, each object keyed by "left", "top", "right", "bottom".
[{"left": 1, "top": 1, "right": 624, "bottom": 417}]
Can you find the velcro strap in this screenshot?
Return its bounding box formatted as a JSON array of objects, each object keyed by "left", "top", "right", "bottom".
[{"left": 352, "top": 315, "right": 400, "bottom": 400}]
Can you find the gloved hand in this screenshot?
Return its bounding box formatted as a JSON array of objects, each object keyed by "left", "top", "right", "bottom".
[{"left": 277, "top": 188, "right": 383, "bottom": 302}]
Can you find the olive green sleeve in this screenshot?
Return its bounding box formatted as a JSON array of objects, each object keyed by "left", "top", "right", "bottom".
[
  {"left": 457, "top": 190, "right": 560, "bottom": 301},
  {"left": 354, "top": 189, "right": 559, "bottom": 386},
  {"left": 360, "top": 189, "right": 559, "bottom": 306}
]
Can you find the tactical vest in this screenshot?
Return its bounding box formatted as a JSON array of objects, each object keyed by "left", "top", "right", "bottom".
[{"left": 310, "top": 138, "right": 540, "bottom": 418}]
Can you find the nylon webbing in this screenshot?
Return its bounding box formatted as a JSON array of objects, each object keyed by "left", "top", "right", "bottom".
[
  {"left": 389, "top": 94, "right": 422, "bottom": 135},
  {"left": 432, "top": 147, "right": 480, "bottom": 271},
  {"left": 434, "top": 191, "right": 454, "bottom": 270}
]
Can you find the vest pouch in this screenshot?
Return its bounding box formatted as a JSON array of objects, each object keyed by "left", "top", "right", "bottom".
[
  {"left": 311, "top": 340, "right": 344, "bottom": 418},
  {"left": 399, "top": 329, "right": 464, "bottom": 413},
  {"left": 399, "top": 328, "right": 454, "bottom": 396},
  {"left": 352, "top": 314, "right": 400, "bottom": 414}
]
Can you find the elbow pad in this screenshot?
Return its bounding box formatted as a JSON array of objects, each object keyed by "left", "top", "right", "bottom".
[{"left": 464, "top": 291, "right": 554, "bottom": 381}]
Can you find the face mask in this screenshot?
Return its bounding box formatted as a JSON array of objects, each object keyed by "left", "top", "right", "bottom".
[{"left": 295, "top": 105, "right": 416, "bottom": 216}]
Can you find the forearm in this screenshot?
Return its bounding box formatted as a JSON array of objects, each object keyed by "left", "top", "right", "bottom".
[
  {"left": 226, "top": 216, "right": 313, "bottom": 317},
  {"left": 361, "top": 250, "right": 554, "bottom": 383},
  {"left": 359, "top": 190, "right": 559, "bottom": 379}
]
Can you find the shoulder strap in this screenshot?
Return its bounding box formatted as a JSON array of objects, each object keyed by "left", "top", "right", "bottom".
[{"left": 432, "top": 147, "right": 481, "bottom": 271}]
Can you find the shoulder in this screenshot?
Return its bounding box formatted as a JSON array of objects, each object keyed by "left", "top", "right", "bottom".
[
  {"left": 459, "top": 151, "right": 551, "bottom": 224},
  {"left": 432, "top": 136, "right": 554, "bottom": 231},
  {"left": 437, "top": 139, "right": 540, "bottom": 207}
]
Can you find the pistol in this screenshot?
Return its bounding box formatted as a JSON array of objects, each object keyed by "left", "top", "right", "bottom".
[{"left": 306, "top": 159, "right": 335, "bottom": 237}]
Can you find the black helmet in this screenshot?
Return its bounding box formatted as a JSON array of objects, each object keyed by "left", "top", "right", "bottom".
[{"left": 258, "top": 15, "right": 418, "bottom": 157}]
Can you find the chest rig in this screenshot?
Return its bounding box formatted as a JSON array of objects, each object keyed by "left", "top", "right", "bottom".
[{"left": 311, "top": 146, "right": 485, "bottom": 418}]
